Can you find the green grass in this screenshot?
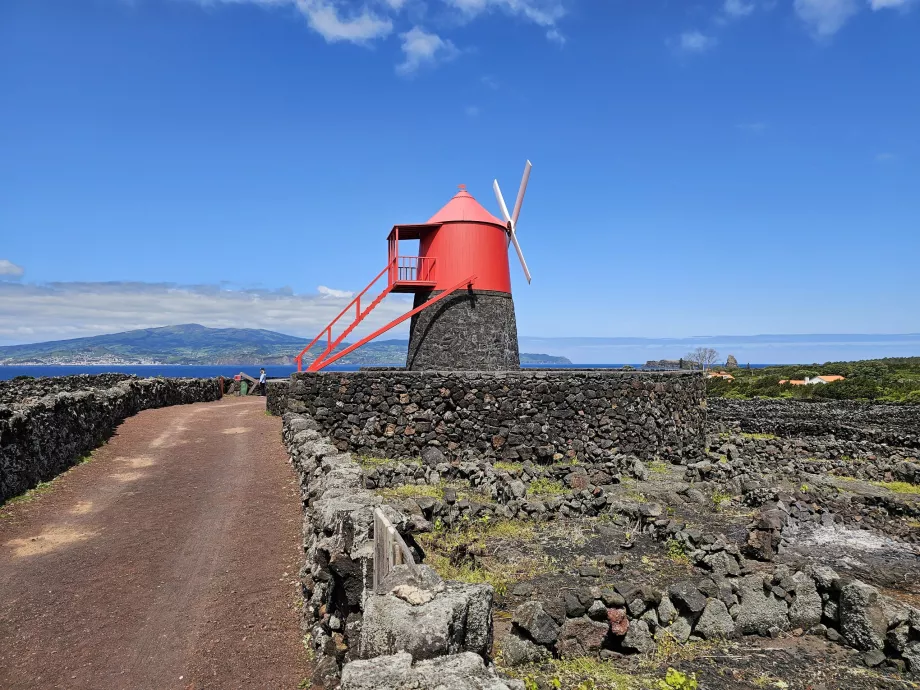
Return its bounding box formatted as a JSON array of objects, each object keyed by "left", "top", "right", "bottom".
[
  {"left": 711, "top": 489, "right": 732, "bottom": 512},
  {"left": 2, "top": 480, "right": 55, "bottom": 510},
  {"left": 493, "top": 460, "right": 524, "bottom": 472},
  {"left": 417, "top": 517, "right": 552, "bottom": 595},
  {"left": 739, "top": 432, "right": 777, "bottom": 441},
  {"left": 359, "top": 455, "right": 421, "bottom": 469},
  {"left": 526, "top": 478, "right": 567, "bottom": 497},
  {"left": 648, "top": 461, "right": 670, "bottom": 475},
  {"left": 374, "top": 480, "right": 492, "bottom": 503},
  {"left": 1, "top": 452, "right": 92, "bottom": 515},
  {"left": 666, "top": 539, "right": 690, "bottom": 564},
  {"left": 870, "top": 480, "right": 920, "bottom": 495},
  {"left": 505, "top": 656, "right": 644, "bottom": 690}
]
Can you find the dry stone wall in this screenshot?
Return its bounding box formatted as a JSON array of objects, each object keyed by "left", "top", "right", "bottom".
[
  {"left": 282, "top": 412, "right": 519, "bottom": 689},
  {"left": 275, "top": 370, "right": 706, "bottom": 465},
  {"left": 710, "top": 398, "right": 920, "bottom": 449},
  {"left": 0, "top": 376, "right": 221, "bottom": 503}
]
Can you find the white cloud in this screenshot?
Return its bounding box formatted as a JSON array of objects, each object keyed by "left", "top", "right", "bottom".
[
  {"left": 0, "top": 260, "right": 24, "bottom": 279},
  {"left": 794, "top": 0, "right": 860, "bottom": 37},
  {"left": 723, "top": 0, "right": 755, "bottom": 16},
  {"left": 875, "top": 152, "right": 897, "bottom": 162},
  {"left": 545, "top": 27, "right": 565, "bottom": 44},
  {"left": 396, "top": 26, "right": 459, "bottom": 75},
  {"left": 441, "top": 0, "right": 565, "bottom": 38},
  {"left": 679, "top": 31, "right": 716, "bottom": 52},
  {"left": 317, "top": 285, "right": 356, "bottom": 298},
  {"left": 0, "top": 281, "right": 412, "bottom": 346},
  {"left": 465, "top": 105, "right": 480, "bottom": 116},
  {"left": 869, "top": 0, "right": 916, "bottom": 8},
  {"left": 480, "top": 75, "right": 500, "bottom": 89},
  {"left": 198, "top": 0, "right": 393, "bottom": 43},
  {"left": 294, "top": 0, "right": 393, "bottom": 42}
]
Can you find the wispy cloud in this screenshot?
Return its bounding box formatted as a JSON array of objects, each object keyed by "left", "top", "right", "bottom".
[
  {"left": 723, "top": 0, "right": 756, "bottom": 17},
  {"left": 794, "top": 0, "right": 860, "bottom": 37},
  {"left": 678, "top": 31, "right": 716, "bottom": 53},
  {"left": 396, "top": 26, "right": 459, "bottom": 75},
  {"left": 0, "top": 260, "right": 24, "bottom": 280},
  {"left": 875, "top": 152, "right": 898, "bottom": 162},
  {"left": 441, "top": 0, "right": 566, "bottom": 42},
  {"left": 0, "top": 281, "right": 412, "bottom": 345},
  {"left": 317, "top": 285, "right": 355, "bottom": 298},
  {"left": 869, "top": 0, "right": 917, "bottom": 9},
  {"left": 465, "top": 105, "right": 481, "bottom": 117},
  {"left": 480, "top": 75, "right": 500, "bottom": 90},
  {"left": 197, "top": 0, "right": 394, "bottom": 42},
  {"left": 296, "top": 0, "right": 394, "bottom": 42}
]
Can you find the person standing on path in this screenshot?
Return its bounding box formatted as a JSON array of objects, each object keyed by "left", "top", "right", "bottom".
[{"left": 259, "top": 368, "right": 266, "bottom": 396}]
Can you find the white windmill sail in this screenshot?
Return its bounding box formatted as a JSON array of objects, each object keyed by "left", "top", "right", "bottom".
[{"left": 493, "top": 160, "right": 533, "bottom": 284}]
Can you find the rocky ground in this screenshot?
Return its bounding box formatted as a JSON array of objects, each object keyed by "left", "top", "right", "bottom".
[{"left": 362, "top": 400, "right": 920, "bottom": 690}]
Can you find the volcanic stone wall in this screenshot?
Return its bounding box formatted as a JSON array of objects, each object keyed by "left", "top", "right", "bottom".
[
  {"left": 710, "top": 398, "right": 920, "bottom": 449},
  {"left": 0, "top": 377, "right": 221, "bottom": 503},
  {"left": 276, "top": 369, "right": 706, "bottom": 464},
  {"left": 0, "top": 373, "right": 138, "bottom": 405},
  {"left": 406, "top": 289, "right": 520, "bottom": 371}
]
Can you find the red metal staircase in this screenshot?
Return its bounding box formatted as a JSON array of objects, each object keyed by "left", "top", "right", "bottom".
[{"left": 294, "top": 256, "right": 474, "bottom": 372}]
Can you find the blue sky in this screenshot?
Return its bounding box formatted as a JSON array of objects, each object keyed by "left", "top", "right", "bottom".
[{"left": 1, "top": 0, "right": 918, "bottom": 362}]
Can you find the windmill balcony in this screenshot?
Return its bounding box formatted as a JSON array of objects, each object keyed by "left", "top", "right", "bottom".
[{"left": 389, "top": 256, "right": 437, "bottom": 293}]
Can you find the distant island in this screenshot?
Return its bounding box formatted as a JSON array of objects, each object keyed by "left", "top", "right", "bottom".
[{"left": 0, "top": 324, "right": 572, "bottom": 367}]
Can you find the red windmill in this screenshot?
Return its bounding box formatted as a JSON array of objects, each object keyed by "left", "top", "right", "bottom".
[{"left": 294, "top": 161, "right": 534, "bottom": 372}]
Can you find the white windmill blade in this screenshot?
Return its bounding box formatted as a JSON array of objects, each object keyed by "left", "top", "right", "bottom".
[
  {"left": 508, "top": 223, "right": 532, "bottom": 284},
  {"left": 493, "top": 179, "right": 512, "bottom": 223},
  {"left": 510, "top": 159, "right": 532, "bottom": 227}
]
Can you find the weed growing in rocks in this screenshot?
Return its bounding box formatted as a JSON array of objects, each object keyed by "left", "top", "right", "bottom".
[
  {"left": 656, "top": 668, "right": 698, "bottom": 690},
  {"left": 508, "top": 657, "right": 644, "bottom": 690},
  {"left": 374, "top": 480, "right": 492, "bottom": 503},
  {"left": 527, "top": 479, "right": 567, "bottom": 497},
  {"left": 871, "top": 480, "right": 920, "bottom": 495},
  {"left": 359, "top": 455, "right": 421, "bottom": 469},
  {"left": 416, "top": 517, "right": 556, "bottom": 595}
]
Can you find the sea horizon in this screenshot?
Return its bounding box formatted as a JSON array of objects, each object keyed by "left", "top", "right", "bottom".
[{"left": 0, "top": 363, "right": 779, "bottom": 381}]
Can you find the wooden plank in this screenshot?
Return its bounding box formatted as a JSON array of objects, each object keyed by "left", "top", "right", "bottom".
[{"left": 373, "top": 508, "right": 417, "bottom": 593}]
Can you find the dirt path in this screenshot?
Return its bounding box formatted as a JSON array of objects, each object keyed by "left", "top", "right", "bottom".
[{"left": 0, "top": 396, "right": 310, "bottom": 690}]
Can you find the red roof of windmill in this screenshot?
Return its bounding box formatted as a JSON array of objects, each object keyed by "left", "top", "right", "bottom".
[{"left": 426, "top": 185, "right": 505, "bottom": 226}]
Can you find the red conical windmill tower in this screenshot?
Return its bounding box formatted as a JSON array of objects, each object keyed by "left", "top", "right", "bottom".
[{"left": 294, "top": 161, "right": 534, "bottom": 372}]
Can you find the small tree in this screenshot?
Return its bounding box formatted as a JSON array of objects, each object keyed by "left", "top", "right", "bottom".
[
  {"left": 725, "top": 354, "right": 738, "bottom": 369},
  {"left": 685, "top": 347, "right": 720, "bottom": 371}
]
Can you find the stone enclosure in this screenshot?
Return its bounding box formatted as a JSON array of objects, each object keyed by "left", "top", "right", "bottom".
[
  {"left": 0, "top": 374, "right": 221, "bottom": 503},
  {"left": 276, "top": 370, "right": 920, "bottom": 690},
  {"left": 271, "top": 369, "right": 706, "bottom": 465}
]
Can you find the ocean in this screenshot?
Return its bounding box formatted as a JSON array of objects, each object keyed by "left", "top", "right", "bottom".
[
  {"left": 0, "top": 363, "right": 656, "bottom": 381},
  {"left": 0, "top": 363, "right": 777, "bottom": 381}
]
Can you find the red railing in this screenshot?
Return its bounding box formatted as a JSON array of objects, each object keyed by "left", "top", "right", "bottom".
[
  {"left": 295, "top": 255, "right": 439, "bottom": 372},
  {"left": 294, "top": 265, "right": 390, "bottom": 371},
  {"left": 394, "top": 256, "right": 436, "bottom": 283}
]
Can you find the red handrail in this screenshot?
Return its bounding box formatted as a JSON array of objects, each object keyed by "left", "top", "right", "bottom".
[
  {"left": 295, "top": 255, "right": 440, "bottom": 372},
  {"left": 294, "top": 265, "right": 389, "bottom": 372},
  {"left": 306, "top": 274, "right": 475, "bottom": 371}
]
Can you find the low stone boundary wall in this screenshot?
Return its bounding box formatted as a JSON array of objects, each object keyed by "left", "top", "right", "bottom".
[
  {"left": 710, "top": 398, "right": 920, "bottom": 449},
  {"left": 282, "top": 412, "right": 519, "bottom": 689},
  {"left": 276, "top": 369, "right": 706, "bottom": 465},
  {"left": 0, "top": 377, "right": 221, "bottom": 503},
  {"left": 0, "top": 373, "right": 138, "bottom": 405}
]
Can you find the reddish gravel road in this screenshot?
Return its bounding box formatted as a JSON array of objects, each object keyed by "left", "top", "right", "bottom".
[{"left": 0, "top": 396, "right": 310, "bottom": 690}]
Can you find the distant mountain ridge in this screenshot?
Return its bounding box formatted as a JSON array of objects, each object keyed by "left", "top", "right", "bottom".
[{"left": 0, "top": 324, "right": 572, "bottom": 366}]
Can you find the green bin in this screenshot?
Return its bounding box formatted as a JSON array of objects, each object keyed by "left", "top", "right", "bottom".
[{"left": 241, "top": 380, "right": 249, "bottom": 396}]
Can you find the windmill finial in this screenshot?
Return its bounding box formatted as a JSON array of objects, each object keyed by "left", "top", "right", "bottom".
[{"left": 458, "top": 184, "right": 467, "bottom": 192}]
